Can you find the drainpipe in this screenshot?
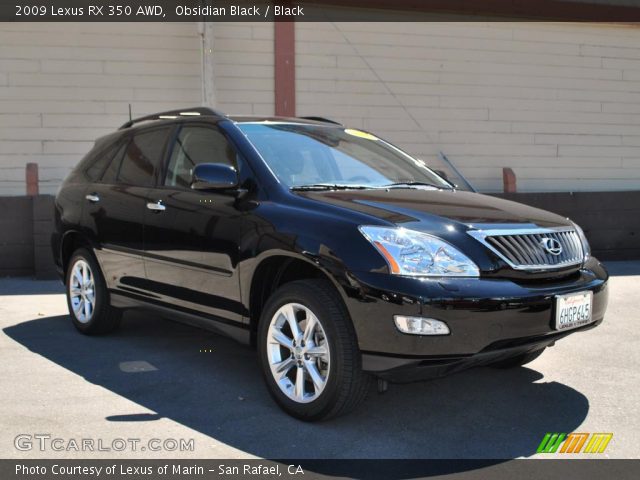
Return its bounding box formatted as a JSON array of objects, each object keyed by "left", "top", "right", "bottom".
[{"left": 199, "top": 21, "right": 216, "bottom": 108}]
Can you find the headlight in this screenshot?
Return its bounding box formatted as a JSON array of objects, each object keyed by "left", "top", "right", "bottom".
[
  {"left": 359, "top": 226, "right": 479, "bottom": 277},
  {"left": 572, "top": 222, "right": 591, "bottom": 261}
]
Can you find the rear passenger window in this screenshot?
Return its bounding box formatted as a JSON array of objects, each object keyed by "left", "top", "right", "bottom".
[
  {"left": 117, "top": 128, "right": 171, "bottom": 187},
  {"left": 165, "top": 126, "right": 236, "bottom": 188},
  {"left": 85, "top": 142, "right": 121, "bottom": 182},
  {"left": 100, "top": 142, "right": 127, "bottom": 184}
]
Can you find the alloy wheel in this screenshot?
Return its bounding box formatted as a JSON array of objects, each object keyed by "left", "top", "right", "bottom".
[
  {"left": 69, "top": 259, "right": 95, "bottom": 324},
  {"left": 266, "top": 303, "right": 331, "bottom": 403}
]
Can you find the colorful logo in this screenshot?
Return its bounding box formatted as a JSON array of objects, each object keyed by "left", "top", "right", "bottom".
[{"left": 537, "top": 433, "right": 613, "bottom": 454}]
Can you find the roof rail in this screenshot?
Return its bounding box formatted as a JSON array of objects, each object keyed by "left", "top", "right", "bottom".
[
  {"left": 119, "top": 107, "right": 226, "bottom": 130},
  {"left": 299, "top": 116, "right": 343, "bottom": 126}
]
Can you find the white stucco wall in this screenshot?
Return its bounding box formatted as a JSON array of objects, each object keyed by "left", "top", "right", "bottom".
[
  {"left": 0, "top": 22, "right": 203, "bottom": 195},
  {"left": 2, "top": 21, "right": 640, "bottom": 194},
  {"left": 296, "top": 22, "right": 640, "bottom": 192}
]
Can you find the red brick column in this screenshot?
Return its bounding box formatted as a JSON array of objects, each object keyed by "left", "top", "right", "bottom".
[{"left": 274, "top": 22, "right": 296, "bottom": 117}]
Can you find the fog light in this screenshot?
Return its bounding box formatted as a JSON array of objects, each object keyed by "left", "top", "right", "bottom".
[{"left": 394, "top": 316, "right": 450, "bottom": 335}]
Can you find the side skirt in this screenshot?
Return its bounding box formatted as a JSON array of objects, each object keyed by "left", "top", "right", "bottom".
[{"left": 110, "top": 291, "right": 251, "bottom": 345}]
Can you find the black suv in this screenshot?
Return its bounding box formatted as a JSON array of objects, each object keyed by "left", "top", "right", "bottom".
[{"left": 52, "top": 107, "right": 609, "bottom": 420}]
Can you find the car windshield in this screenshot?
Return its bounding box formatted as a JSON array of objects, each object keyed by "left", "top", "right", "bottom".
[{"left": 237, "top": 123, "right": 452, "bottom": 190}]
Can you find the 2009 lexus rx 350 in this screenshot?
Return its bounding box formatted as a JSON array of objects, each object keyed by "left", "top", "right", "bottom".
[{"left": 52, "top": 107, "right": 609, "bottom": 420}]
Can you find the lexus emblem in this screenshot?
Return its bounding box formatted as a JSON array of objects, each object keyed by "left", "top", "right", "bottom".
[{"left": 541, "top": 237, "right": 563, "bottom": 256}]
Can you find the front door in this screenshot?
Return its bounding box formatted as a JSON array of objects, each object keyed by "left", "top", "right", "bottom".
[{"left": 143, "top": 124, "right": 249, "bottom": 323}]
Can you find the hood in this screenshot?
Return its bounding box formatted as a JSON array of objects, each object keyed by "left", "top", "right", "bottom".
[{"left": 296, "top": 188, "right": 571, "bottom": 230}]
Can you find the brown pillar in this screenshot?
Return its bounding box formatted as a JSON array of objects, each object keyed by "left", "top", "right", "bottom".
[
  {"left": 274, "top": 22, "right": 296, "bottom": 117},
  {"left": 26, "top": 163, "right": 39, "bottom": 196},
  {"left": 503, "top": 168, "right": 517, "bottom": 193}
]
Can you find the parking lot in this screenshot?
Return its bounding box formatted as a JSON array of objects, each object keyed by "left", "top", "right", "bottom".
[{"left": 1, "top": 261, "right": 638, "bottom": 460}]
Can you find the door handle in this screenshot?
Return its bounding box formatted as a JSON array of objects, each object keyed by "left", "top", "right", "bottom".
[
  {"left": 85, "top": 194, "right": 100, "bottom": 203},
  {"left": 146, "top": 201, "right": 166, "bottom": 212}
]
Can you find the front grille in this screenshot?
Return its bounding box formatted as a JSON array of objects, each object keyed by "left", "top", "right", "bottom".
[{"left": 468, "top": 228, "right": 584, "bottom": 270}]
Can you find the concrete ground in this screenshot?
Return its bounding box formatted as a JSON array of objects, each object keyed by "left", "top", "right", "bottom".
[{"left": 0, "top": 262, "right": 638, "bottom": 460}]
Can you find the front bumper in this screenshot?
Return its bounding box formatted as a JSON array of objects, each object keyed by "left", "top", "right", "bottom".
[
  {"left": 344, "top": 258, "right": 609, "bottom": 381},
  {"left": 362, "top": 320, "right": 601, "bottom": 382}
]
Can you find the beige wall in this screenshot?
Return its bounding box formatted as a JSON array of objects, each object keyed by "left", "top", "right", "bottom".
[
  {"left": 2, "top": 22, "right": 640, "bottom": 195},
  {"left": 296, "top": 22, "right": 640, "bottom": 192},
  {"left": 0, "top": 21, "right": 277, "bottom": 196},
  {"left": 0, "top": 22, "right": 203, "bottom": 195},
  {"left": 209, "top": 23, "right": 274, "bottom": 116}
]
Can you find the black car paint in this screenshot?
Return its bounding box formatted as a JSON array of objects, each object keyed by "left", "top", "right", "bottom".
[{"left": 52, "top": 115, "right": 609, "bottom": 380}]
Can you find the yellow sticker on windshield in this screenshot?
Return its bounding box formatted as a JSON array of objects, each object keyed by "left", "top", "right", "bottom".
[{"left": 344, "top": 129, "right": 379, "bottom": 141}]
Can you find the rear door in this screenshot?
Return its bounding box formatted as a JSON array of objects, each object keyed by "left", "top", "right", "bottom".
[
  {"left": 142, "top": 123, "right": 248, "bottom": 323},
  {"left": 84, "top": 126, "right": 173, "bottom": 296}
]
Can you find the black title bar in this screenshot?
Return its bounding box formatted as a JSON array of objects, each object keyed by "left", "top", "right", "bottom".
[
  {"left": 3, "top": 0, "right": 640, "bottom": 22},
  {"left": 3, "top": 459, "right": 640, "bottom": 480}
]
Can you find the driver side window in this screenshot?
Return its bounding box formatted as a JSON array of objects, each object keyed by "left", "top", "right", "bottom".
[{"left": 165, "top": 125, "right": 236, "bottom": 188}]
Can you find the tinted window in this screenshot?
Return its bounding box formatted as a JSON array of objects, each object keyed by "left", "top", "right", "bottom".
[
  {"left": 100, "top": 142, "right": 127, "bottom": 184},
  {"left": 165, "top": 126, "right": 236, "bottom": 188},
  {"left": 117, "top": 128, "right": 170, "bottom": 187},
  {"left": 85, "top": 141, "right": 122, "bottom": 181}
]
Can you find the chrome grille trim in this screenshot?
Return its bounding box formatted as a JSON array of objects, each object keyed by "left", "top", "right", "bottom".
[{"left": 468, "top": 227, "right": 584, "bottom": 271}]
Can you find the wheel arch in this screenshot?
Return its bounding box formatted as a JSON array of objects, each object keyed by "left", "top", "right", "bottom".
[
  {"left": 246, "top": 252, "right": 354, "bottom": 347},
  {"left": 60, "top": 230, "right": 95, "bottom": 277}
]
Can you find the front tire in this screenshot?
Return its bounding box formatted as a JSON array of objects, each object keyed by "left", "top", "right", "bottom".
[
  {"left": 257, "top": 279, "right": 371, "bottom": 421},
  {"left": 65, "top": 248, "right": 121, "bottom": 335}
]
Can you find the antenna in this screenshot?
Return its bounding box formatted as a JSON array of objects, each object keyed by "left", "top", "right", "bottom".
[
  {"left": 331, "top": 23, "right": 476, "bottom": 193},
  {"left": 128, "top": 104, "right": 132, "bottom": 123},
  {"left": 438, "top": 152, "right": 477, "bottom": 192}
]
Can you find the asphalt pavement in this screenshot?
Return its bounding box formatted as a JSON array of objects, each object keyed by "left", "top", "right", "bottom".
[{"left": 1, "top": 261, "right": 638, "bottom": 460}]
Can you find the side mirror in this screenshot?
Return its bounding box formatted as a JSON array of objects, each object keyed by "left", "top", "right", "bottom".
[{"left": 191, "top": 163, "right": 238, "bottom": 191}]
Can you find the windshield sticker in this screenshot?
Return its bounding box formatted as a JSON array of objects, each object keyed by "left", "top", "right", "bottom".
[{"left": 344, "top": 129, "right": 379, "bottom": 141}]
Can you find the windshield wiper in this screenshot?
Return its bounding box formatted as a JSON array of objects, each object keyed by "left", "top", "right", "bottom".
[
  {"left": 290, "top": 183, "right": 377, "bottom": 191},
  {"left": 383, "top": 181, "right": 451, "bottom": 190}
]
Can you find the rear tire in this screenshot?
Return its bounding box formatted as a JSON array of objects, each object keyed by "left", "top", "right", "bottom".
[
  {"left": 490, "top": 348, "right": 546, "bottom": 369},
  {"left": 65, "top": 248, "right": 121, "bottom": 335},
  {"left": 257, "top": 279, "right": 371, "bottom": 421}
]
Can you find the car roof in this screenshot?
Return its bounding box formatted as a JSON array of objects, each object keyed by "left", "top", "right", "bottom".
[
  {"left": 93, "top": 110, "right": 343, "bottom": 146},
  {"left": 229, "top": 115, "right": 342, "bottom": 126}
]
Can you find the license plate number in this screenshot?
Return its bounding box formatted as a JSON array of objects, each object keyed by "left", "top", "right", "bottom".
[{"left": 555, "top": 291, "right": 593, "bottom": 331}]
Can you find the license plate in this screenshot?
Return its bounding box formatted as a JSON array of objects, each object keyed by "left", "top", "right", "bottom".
[{"left": 555, "top": 291, "right": 593, "bottom": 331}]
